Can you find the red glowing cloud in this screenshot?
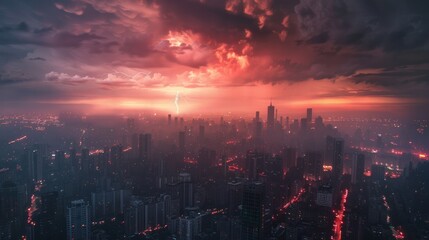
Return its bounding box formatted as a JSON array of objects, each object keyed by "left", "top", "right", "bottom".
[{"left": 0, "top": 0, "right": 429, "bottom": 116}]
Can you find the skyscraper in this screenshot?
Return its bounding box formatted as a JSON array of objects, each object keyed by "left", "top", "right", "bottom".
[
  {"left": 245, "top": 150, "right": 265, "bottom": 180},
  {"left": 27, "top": 144, "right": 49, "bottom": 182},
  {"left": 303, "top": 151, "right": 323, "bottom": 181},
  {"left": 34, "top": 191, "right": 62, "bottom": 240},
  {"left": 138, "top": 133, "right": 152, "bottom": 163},
  {"left": 124, "top": 195, "right": 169, "bottom": 236},
  {"left": 267, "top": 102, "right": 275, "bottom": 130},
  {"left": 371, "top": 164, "right": 386, "bottom": 183},
  {"left": 179, "top": 131, "right": 185, "bottom": 151},
  {"left": 306, "top": 108, "right": 313, "bottom": 123},
  {"left": 227, "top": 181, "right": 243, "bottom": 216},
  {"left": 69, "top": 148, "right": 78, "bottom": 172},
  {"left": 66, "top": 199, "right": 90, "bottom": 240},
  {"left": 315, "top": 116, "right": 324, "bottom": 129},
  {"left": 199, "top": 125, "right": 205, "bottom": 140},
  {"left": 254, "top": 121, "right": 262, "bottom": 141},
  {"left": 300, "top": 118, "right": 308, "bottom": 131},
  {"left": 285, "top": 116, "right": 290, "bottom": 130},
  {"left": 55, "top": 150, "right": 65, "bottom": 172},
  {"left": 351, "top": 153, "right": 365, "bottom": 184},
  {"left": 331, "top": 138, "right": 344, "bottom": 181},
  {"left": 81, "top": 148, "right": 90, "bottom": 173},
  {"left": 110, "top": 145, "right": 123, "bottom": 171},
  {"left": 178, "top": 173, "right": 193, "bottom": 211},
  {"left": 0, "top": 181, "right": 27, "bottom": 239},
  {"left": 281, "top": 147, "right": 297, "bottom": 174},
  {"left": 131, "top": 133, "right": 139, "bottom": 159},
  {"left": 241, "top": 182, "right": 265, "bottom": 240}
]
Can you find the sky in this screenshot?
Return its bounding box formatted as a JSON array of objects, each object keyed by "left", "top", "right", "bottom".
[{"left": 1, "top": 0, "right": 429, "bottom": 118}]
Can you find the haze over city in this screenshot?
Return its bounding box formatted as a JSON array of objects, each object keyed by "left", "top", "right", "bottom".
[{"left": 1, "top": 1, "right": 429, "bottom": 240}]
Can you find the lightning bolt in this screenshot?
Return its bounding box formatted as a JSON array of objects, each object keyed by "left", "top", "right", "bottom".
[{"left": 175, "top": 91, "right": 180, "bottom": 114}]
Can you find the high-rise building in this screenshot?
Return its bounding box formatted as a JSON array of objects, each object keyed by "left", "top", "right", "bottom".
[
  {"left": 138, "top": 133, "right": 152, "bottom": 163},
  {"left": 281, "top": 147, "right": 297, "bottom": 174},
  {"left": 179, "top": 131, "right": 185, "bottom": 151},
  {"left": 81, "top": 148, "right": 90, "bottom": 173},
  {"left": 177, "top": 211, "right": 207, "bottom": 240},
  {"left": 125, "top": 199, "right": 144, "bottom": 236},
  {"left": 34, "top": 191, "right": 62, "bottom": 240},
  {"left": 331, "top": 138, "right": 344, "bottom": 181},
  {"left": 255, "top": 122, "right": 262, "bottom": 141},
  {"left": 110, "top": 145, "right": 123, "bottom": 171},
  {"left": 131, "top": 133, "right": 139, "bottom": 159},
  {"left": 285, "top": 116, "right": 290, "bottom": 130},
  {"left": 241, "top": 182, "right": 265, "bottom": 240},
  {"left": 69, "top": 148, "right": 78, "bottom": 172},
  {"left": 245, "top": 150, "right": 265, "bottom": 180},
  {"left": 199, "top": 125, "right": 205, "bottom": 140},
  {"left": 55, "top": 150, "right": 66, "bottom": 172},
  {"left": 227, "top": 181, "right": 243, "bottom": 216},
  {"left": 178, "top": 173, "right": 193, "bottom": 210},
  {"left": 291, "top": 119, "right": 299, "bottom": 132},
  {"left": 325, "top": 136, "right": 335, "bottom": 165},
  {"left": 126, "top": 118, "right": 136, "bottom": 132},
  {"left": 316, "top": 185, "right": 333, "bottom": 207},
  {"left": 66, "top": 199, "right": 90, "bottom": 240},
  {"left": 91, "top": 189, "right": 131, "bottom": 221},
  {"left": 371, "top": 164, "right": 386, "bottom": 183},
  {"left": 168, "top": 173, "right": 194, "bottom": 214},
  {"left": 351, "top": 153, "right": 365, "bottom": 184},
  {"left": 300, "top": 118, "right": 307, "bottom": 131},
  {"left": 197, "top": 148, "right": 216, "bottom": 166},
  {"left": 315, "top": 116, "right": 324, "bottom": 129},
  {"left": 124, "top": 195, "right": 170, "bottom": 236},
  {"left": 303, "top": 151, "right": 323, "bottom": 181},
  {"left": 306, "top": 108, "right": 313, "bottom": 123},
  {"left": 168, "top": 114, "right": 172, "bottom": 126},
  {"left": 267, "top": 102, "right": 275, "bottom": 130},
  {"left": 376, "top": 134, "right": 383, "bottom": 149},
  {"left": 27, "top": 144, "right": 49, "bottom": 182},
  {"left": 0, "top": 181, "right": 27, "bottom": 240}
]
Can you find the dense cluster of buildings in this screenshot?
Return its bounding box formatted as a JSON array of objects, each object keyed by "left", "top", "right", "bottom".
[{"left": 0, "top": 103, "right": 428, "bottom": 239}]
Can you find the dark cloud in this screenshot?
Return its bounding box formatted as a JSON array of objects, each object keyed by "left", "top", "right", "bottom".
[
  {"left": 0, "top": 22, "right": 29, "bottom": 33},
  {"left": 293, "top": 0, "right": 429, "bottom": 52},
  {"left": 305, "top": 31, "right": 329, "bottom": 44},
  {"left": 157, "top": 0, "right": 260, "bottom": 43},
  {"left": 0, "top": 0, "right": 429, "bottom": 112},
  {"left": 33, "top": 26, "right": 54, "bottom": 34},
  {"left": 28, "top": 57, "right": 46, "bottom": 61},
  {"left": 351, "top": 65, "right": 429, "bottom": 87},
  {"left": 89, "top": 41, "right": 119, "bottom": 54},
  {"left": 51, "top": 32, "right": 104, "bottom": 48},
  {"left": 120, "top": 35, "right": 154, "bottom": 57},
  {"left": 0, "top": 76, "right": 33, "bottom": 86}
]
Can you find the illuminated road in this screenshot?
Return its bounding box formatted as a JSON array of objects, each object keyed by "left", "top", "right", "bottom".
[
  {"left": 332, "top": 189, "right": 348, "bottom": 240},
  {"left": 383, "top": 195, "right": 405, "bottom": 239},
  {"left": 272, "top": 188, "right": 305, "bottom": 221},
  {"left": 8, "top": 135, "right": 27, "bottom": 144}
]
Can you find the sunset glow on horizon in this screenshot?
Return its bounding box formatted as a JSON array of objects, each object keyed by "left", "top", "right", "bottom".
[{"left": 0, "top": 0, "right": 429, "bottom": 118}]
